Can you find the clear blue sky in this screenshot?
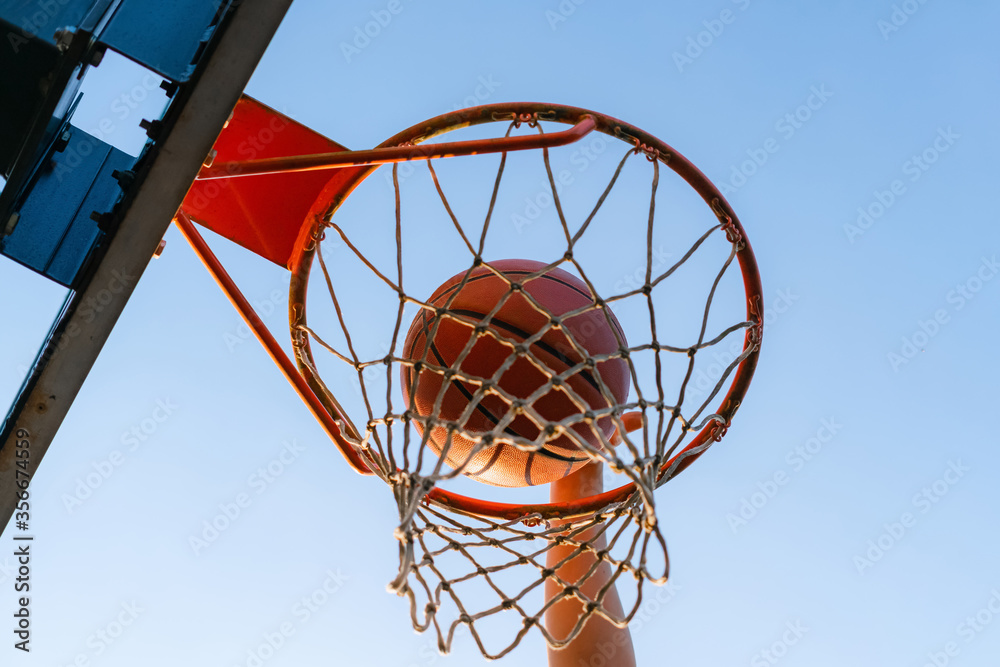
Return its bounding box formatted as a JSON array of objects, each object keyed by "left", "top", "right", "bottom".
[{"left": 2, "top": 1, "right": 999, "bottom": 665}]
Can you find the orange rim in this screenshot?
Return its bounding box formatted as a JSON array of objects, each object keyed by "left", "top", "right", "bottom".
[{"left": 288, "top": 102, "right": 763, "bottom": 521}]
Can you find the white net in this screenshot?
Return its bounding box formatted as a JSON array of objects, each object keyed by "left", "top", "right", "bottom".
[{"left": 289, "top": 108, "right": 761, "bottom": 658}]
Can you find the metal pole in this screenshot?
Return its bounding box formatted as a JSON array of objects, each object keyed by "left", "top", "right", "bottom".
[
  {"left": 173, "top": 211, "right": 372, "bottom": 475},
  {"left": 197, "top": 115, "right": 596, "bottom": 180}
]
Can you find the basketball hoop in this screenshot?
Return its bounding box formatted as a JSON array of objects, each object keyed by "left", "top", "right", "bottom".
[{"left": 275, "top": 103, "right": 763, "bottom": 657}]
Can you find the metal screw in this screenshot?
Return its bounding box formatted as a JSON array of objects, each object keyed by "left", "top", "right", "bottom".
[
  {"left": 53, "top": 27, "right": 75, "bottom": 53},
  {"left": 159, "top": 80, "right": 179, "bottom": 98},
  {"left": 53, "top": 129, "right": 72, "bottom": 153},
  {"left": 139, "top": 119, "right": 163, "bottom": 140},
  {"left": 3, "top": 212, "right": 20, "bottom": 237},
  {"left": 112, "top": 169, "right": 136, "bottom": 190}
]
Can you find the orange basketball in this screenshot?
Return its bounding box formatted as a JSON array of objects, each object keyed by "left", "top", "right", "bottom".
[{"left": 400, "top": 259, "right": 629, "bottom": 487}]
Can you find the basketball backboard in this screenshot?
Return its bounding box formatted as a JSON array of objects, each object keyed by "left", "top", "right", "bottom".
[{"left": 0, "top": 0, "right": 294, "bottom": 532}]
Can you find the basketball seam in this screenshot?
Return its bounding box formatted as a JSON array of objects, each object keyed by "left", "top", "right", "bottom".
[{"left": 447, "top": 308, "right": 603, "bottom": 394}]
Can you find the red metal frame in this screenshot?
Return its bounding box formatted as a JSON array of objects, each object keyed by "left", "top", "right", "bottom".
[{"left": 195, "top": 115, "right": 596, "bottom": 180}]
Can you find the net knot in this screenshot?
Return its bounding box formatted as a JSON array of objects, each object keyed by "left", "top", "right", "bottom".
[
  {"left": 632, "top": 138, "right": 660, "bottom": 161},
  {"left": 711, "top": 418, "right": 730, "bottom": 442},
  {"left": 501, "top": 599, "right": 515, "bottom": 610},
  {"left": 748, "top": 295, "right": 764, "bottom": 345},
  {"left": 513, "top": 112, "right": 539, "bottom": 128},
  {"left": 712, "top": 198, "right": 744, "bottom": 248}
]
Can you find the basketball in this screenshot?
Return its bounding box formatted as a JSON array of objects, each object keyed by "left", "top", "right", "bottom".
[{"left": 400, "top": 259, "right": 629, "bottom": 487}]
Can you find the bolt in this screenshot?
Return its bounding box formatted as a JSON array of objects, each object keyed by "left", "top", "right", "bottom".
[
  {"left": 139, "top": 119, "right": 163, "bottom": 140},
  {"left": 159, "top": 79, "right": 179, "bottom": 98},
  {"left": 3, "top": 212, "right": 20, "bottom": 237},
  {"left": 53, "top": 129, "right": 72, "bottom": 153},
  {"left": 90, "top": 45, "right": 105, "bottom": 67},
  {"left": 89, "top": 211, "right": 116, "bottom": 232},
  {"left": 52, "top": 27, "right": 74, "bottom": 53},
  {"left": 111, "top": 169, "right": 136, "bottom": 190}
]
